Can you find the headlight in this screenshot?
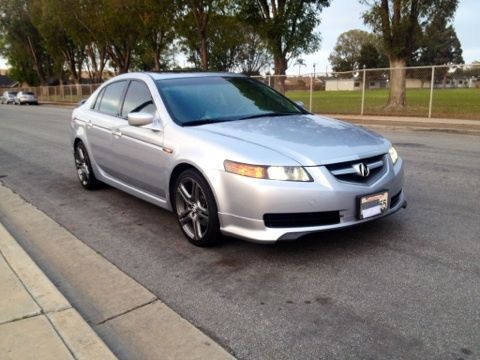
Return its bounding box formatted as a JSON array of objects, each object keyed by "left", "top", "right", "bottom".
[
  {"left": 389, "top": 146, "right": 399, "bottom": 165},
  {"left": 224, "top": 160, "right": 312, "bottom": 182}
]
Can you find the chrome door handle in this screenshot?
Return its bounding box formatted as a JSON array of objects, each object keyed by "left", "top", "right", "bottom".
[{"left": 112, "top": 130, "right": 122, "bottom": 137}]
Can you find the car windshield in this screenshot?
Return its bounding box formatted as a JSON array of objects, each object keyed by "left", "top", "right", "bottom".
[
  {"left": 155, "top": 76, "right": 305, "bottom": 126},
  {"left": 8, "top": 92, "right": 17, "bottom": 96},
  {"left": 24, "top": 92, "right": 34, "bottom": 95}
]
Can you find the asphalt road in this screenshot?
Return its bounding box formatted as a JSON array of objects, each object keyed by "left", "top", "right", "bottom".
[{"left": 1, "top": 105, "right": 479, "bottom": 360}]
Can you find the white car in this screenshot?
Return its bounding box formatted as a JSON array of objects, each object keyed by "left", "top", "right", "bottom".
[
  {"left": 1, "top": 91, "right": 17, "bottom": 104},
  {"left": 15, "top": 91, "right": 38, "bottom": 105}
]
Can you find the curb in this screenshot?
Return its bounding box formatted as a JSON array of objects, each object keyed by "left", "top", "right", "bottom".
[
  {"left": 0, "top": 223, "right": 117, "bottom": 360},
  {"left": 0, "top": 184, "right": 236, "bottom": 360}
]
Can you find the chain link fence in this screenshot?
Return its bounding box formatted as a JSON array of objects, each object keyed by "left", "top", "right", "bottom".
[
  {"left": 254, "top": 63, "right": 480, "bottom": 120},
  {"left": 2, "top": 64, "right": 479, "bottom": 119}
]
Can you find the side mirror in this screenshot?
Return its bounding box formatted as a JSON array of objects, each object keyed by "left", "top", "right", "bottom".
[
  {"left": 128, "top": 112, "right": 154, "bottom": 127},
  {"left": 295, "top": 100, "right": 305, "bottom": 108}
]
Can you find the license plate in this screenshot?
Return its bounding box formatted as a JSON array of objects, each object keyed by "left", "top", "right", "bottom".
[{"left": 358, "top": 191, "right": 388, "bottom": 219}]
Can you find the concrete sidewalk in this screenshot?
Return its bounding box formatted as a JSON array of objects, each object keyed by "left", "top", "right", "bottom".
[
  {"left": 331, "top": 114, "right": 480, "bottom": 133},
  {"left": 0, "top": 184, "right": 236, "bottom": 360},
  {"left": 0, "top": 223, "right": 117, "bottom": 360}
]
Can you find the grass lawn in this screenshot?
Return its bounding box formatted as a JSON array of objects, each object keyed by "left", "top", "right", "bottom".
[{"left": 286, "top": 88, "right": 480, "bottom": 119}]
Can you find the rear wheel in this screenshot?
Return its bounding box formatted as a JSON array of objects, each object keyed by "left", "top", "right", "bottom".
[
  {"left": 174, "top": 169, "right": 221, "bottom": 246},
  {"left": 74, "top": 141, "right": 101, "bottom": 189}
]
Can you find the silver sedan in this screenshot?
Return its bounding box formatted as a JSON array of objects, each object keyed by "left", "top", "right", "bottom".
[{"left": 70, "top": 72, "right": 406, "bottom": 246}]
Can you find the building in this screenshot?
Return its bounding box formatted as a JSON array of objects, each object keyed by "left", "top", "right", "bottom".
[{"left": 0, "top": 74, "right": 17, "bottom": 88}]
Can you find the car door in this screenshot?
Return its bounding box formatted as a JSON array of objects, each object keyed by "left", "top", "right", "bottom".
[
  {"left": 110, "top": 80, "right": 170, "bottom": 198},
  {"left": 86, "top": 80, "right": 128, "bottom": 177}
]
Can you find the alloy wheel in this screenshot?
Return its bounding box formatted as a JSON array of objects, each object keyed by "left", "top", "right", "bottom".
[
  {"left": 175, "top": 177, "right": 209, "bottom": 241},
  {"left": 74, "top": 145, "right": 90, "bottom": 186}
]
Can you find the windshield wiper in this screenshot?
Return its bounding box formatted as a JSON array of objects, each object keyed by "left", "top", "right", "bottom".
[
  {"left": 181, "top": 119, "right": 230, "bottom": 127},
  {"left": 238, "top": 112, "right": 300, "bottom": 120}
]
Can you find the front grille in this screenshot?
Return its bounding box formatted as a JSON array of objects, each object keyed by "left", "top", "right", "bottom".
[
  {"left": 325, "top": 154, "right": 386, "bottom": 184},
  {"left": 264, "top": 211, "right": 340, "bottom": 228},
  {"left": 390, "top": 189, "right": 402, "bottom": 208}
]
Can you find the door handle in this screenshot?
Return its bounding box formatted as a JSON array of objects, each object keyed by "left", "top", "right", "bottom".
[
  {"left": 85, "top": 120, "right": 93, "bottom": 129},
  {"left": 112, "top": 130, "right": 122, "bottom": 137}
]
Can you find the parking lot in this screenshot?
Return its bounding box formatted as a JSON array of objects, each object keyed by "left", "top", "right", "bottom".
[{"left": 0, "top": 105, "right": 479, "bottom": 359}]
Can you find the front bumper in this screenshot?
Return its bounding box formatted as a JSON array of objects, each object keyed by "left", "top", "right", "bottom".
[{"left": 210, "top": 157, "right": 405, "bottom": 243}]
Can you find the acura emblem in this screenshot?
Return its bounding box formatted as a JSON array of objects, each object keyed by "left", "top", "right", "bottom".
[{"left": 353, "top": 163, "right": 370, "bottom": 177}]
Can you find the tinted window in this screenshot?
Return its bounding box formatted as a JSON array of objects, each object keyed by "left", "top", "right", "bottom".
[
  {"left": 121, "top": 81, "right": 156, "bottom": 118},
  {"left": 93, "top": 88, "right": 105, "bottom": 110},
  {"left": 98, "top": 81, "right": 127, "bottom": 116},
  {"left": 156, "top": 76, "right": 303, "bottom": 125}
]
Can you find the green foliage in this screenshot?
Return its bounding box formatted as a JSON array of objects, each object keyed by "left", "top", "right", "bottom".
[
  {"left": 0, "top": 0, "right": 330, "bottom": 84},
  {"left": 239, "top": 0, "right": 330, "bottom": 75},
  {"left": 414, "top": 15, "right": 463, "bottom": 66},
  {"left": 362, "top": 0, "right": 459, "bottom": 62},
  {"left": 329, "top": 29, "right": 386, "bottom": 72},
  {"left": 361, "top": 0, "right": 461, "bottom": 108},
  {"left": 0, "top": 0, "right": 55, "bottom": 84},
  {"left": 359, "top": 43, "right": 388, "bottom": 69}
]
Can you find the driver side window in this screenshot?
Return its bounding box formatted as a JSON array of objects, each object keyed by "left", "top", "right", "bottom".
[{"left": 121, "top": 81, "right": 156, "bottom": 119}]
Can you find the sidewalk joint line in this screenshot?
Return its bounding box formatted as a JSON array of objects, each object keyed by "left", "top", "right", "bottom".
[
  {"left": 0, "top": 231, "right": 78, "bottom": 359},
  {"left": 0, "top": 311, "right": 43, "bottom": 326},
  {"left": 96, "top": 298, "right": 158, "bottom": 325}
]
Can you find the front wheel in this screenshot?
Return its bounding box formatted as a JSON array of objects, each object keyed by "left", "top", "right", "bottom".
[
  {"left": 174, "top": 169, "right": 221, "bottom": 246},
  {"left": 74, "top": 141, "right": 101, "bottom": 189}
]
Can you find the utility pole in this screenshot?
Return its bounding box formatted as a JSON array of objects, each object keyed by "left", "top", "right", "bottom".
[{"left": 313, "top": 63, "right": 316, "bottom": 79}]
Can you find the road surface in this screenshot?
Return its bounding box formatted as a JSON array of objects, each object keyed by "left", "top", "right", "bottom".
[{"left": 1, "top": 105, "right": 479, "bottom": 359}]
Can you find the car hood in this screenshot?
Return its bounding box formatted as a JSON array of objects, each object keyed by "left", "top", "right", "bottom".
[{"left": 200, "top": 114, "right": 390, "bottom": 166}]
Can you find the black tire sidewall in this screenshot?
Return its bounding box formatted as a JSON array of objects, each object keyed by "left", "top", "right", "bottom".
[
  {"left": 75, "top": 141, "right": 100, "bottom": 190},
  {"left": 174, "top": 169, "right": 221, "bottom": 247}
]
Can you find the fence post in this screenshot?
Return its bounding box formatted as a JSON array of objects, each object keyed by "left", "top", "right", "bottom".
[
  {"left": 268, "top": 75, "right": 271, "bottom": 87},
  {"left": 361, "top": 66, "right": 366, "bottom": 116},
  {"left": 309, "top": 74, "right": 313, "bottom": 112},
  {"left": 428, "top": 66, "right": 435, "bottom": 118}
]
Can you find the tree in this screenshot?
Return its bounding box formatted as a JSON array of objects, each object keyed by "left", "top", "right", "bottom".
[
  {"left": 240, "top": 0, "right": 330, "bottom": 91},
  {"left": 329, "top": 29, "right": 379, "bottom": 72},
  {"left": 414, "top": 16, "right": 463, "bottom": 66},
  {"left": 0, "top": 0, "right": 55, "bottom": 85},
  {"left": 33, "top": 0, "right": 86, "bottom": 84},
  {"left": 133, "top": 0, "right": 177, "bottom": 72},
  {"left": 178, "top": 0, "right": 227, "bottom": 70},
  {"left": 177, "top": 0, "right": 239, "bottom": 71},
  {"left": 362, "top": 0, "right": 460, "bottom": 109},
  {"left": 359, "top": 42, "right": 388, "bottom": 69},
  {"left": 294, "top": 58, "right": 306, "bottom": 76},
  {"left": 234, "top": 27, "right": 271, "bottom": 75}
]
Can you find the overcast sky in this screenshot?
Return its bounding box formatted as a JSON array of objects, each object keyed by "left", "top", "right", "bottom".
[
  {"left": 287, "top": 0, "right": 479, "bottom": 74},
  {"left": 1, "top": 0, "right": 477, "bottom": 74}
]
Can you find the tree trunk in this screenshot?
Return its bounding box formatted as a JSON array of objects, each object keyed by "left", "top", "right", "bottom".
[
  {"left": 273, "top": 55, "right": 288, "bottom": 94},
  {"left": 199, "top": 30, "right": 208, "bottom": 70},
  {"left": 386, "top": 57, "right": 407, "bottom": 109}
]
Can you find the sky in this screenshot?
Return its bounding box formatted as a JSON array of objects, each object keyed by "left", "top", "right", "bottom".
[
  {"left": 287, "top": 0, "right": 479, "bottom": 74},
  {"left": 1, "top": 0, "right": 478, "bottom": 73}
]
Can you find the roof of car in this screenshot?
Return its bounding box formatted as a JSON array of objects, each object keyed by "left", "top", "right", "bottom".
[{"left": 144, "top": 72, "right": 245, "bottom": 81}]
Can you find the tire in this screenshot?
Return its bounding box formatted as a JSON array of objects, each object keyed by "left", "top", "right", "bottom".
[
  {"left": 74, "top": 141, "right": 101, "bottom": 190},
  {"left": 173, "top": 169, "right": 221, "bottom": 247}
]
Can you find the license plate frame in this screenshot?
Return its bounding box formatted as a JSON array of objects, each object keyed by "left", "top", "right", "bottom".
[{"left": 357, "top": 191, "right": 389, "bottom": 220}]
